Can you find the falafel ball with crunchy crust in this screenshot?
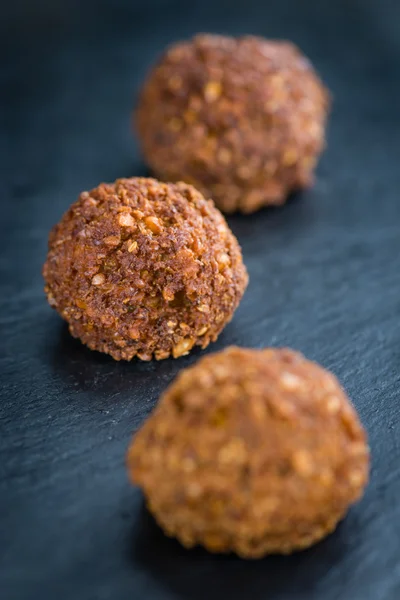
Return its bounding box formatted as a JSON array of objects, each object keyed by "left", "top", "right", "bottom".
[
  {"left": 136, "top": 34, "right": 330, "bottom": 214},
  {"left": 127, "top": 347, "right": 369, "bottom": 557},
  {"left": 43, "top": 178, "right": 248, "bottom": 361}
]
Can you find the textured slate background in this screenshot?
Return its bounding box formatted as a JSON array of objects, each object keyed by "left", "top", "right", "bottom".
[{"left": 1, "top": 1, "right": 400, "bottom": 599}]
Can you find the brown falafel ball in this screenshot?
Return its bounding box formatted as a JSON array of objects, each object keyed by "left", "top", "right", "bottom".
[
  {"left": 127, "top": 347, "right": 369, "bottom": 557},
  {"left": 136, "top": 34, "right": 330, "bottom": 214},
  {"left": 43, "top": 178, "right": 248, "bottom": 361}
]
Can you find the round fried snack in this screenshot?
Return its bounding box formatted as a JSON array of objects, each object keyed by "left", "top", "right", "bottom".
[
  {"left": 136, "top": 34, "right": 330, "bottom": 213},
  {"left": 43, "top": 178, "right": 248, "bottom": 361},
  {"left": 127, "top": 347, "right": 369, "bottom": 557}
]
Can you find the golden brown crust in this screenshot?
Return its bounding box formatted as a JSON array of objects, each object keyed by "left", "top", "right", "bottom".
[
  {"left": 136, "top": 34, "right": 330, "bottom": 213},
  {"left": 43, "top": 178, "right": 248, "bottom": 361},
  {"left": 127, "top": 347, "right": 369, "bottom": 557}
]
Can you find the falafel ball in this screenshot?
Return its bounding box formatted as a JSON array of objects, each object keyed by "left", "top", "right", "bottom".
[
  {"left": 127, "top": 347, "right": 369, "bottom": 557},
  {"left": 43, "top": 178, "right": 248, "bottom": 361},
  {"left": 136, "top": 34, "right": 330, "bottom": 214}
]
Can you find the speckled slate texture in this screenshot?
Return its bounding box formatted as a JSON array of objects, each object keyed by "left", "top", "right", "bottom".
[{"left": 1, "top": 1, "right": 400, "bottom": 599}]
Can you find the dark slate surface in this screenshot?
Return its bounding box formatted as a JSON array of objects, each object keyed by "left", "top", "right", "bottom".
[{"left": 1, "top": 1, "right": 400, "bottom": 598}]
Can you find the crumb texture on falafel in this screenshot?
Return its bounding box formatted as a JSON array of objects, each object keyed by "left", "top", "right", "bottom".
[
  {"left": 128, "top": 347, "right": 369, "bottom": 557},
  {"left": 43, "top": 178, "right": 248, "bottom": 360},
  {"left": 136, "top": 34, "right": 329, "bottom": 213}
]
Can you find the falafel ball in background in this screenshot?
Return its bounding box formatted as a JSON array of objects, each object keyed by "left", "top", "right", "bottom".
[
  {"left": 43, "top": 178, "right": 248, "bottom": 361},
  {"left": 136, "top": 34, "right": 330, "bottom": 214},
  {"left": 127, "top": 347, "right": 369, "bottom": 557}
]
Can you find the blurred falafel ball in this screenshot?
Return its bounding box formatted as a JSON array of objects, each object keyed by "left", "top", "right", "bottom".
[
  {"left": 43, "top": 178, "right": 248, "bottom": 361},
  {"left": 127, "top": 347, "right": 369, "bottom": 557},
  {"left": 136, "top": 34, "right": 330, "bottom": 213}
]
